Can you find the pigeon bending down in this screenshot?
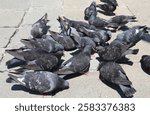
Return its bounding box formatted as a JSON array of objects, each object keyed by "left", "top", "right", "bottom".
[
  {"left": 63, "top": 16, "right": 96, "bottom": 30},
  {"left": 100, "top": 0, "right": 118, "bottom": 6},
  {"left": 31, "top": 13, "right": 50, "bottom": 38},
  {"left": 71, "top": 34, "right": 96, "bottom": 51},
  {"left": 55, "top": 45, "right": 92, "bottom": 76},
  {"left": 8, "top": 71, "right": 69, "bottom": 94},
  {"left": 79, "top": 27, "right": 112, "bottom": 44},
  {"left": 88, "top": 11, "right": 108, "bottom": 28},
  {"left": 21, "top": 35, "right": 64, "bottom": 53},
  {"left": 49, "top": 30, "right": 77, "bottom": 51},
  {"left": 107, "top": 15, "right": 137, "bottom": 31},
  {"left": 96, "top": 44, "right": 139, "bottom": 61},
  {"left": 96, "top": 3, "right": 117, "bottom": 15},
  {"left": 6, "top": 48, "right": 62, "bottom": 71},
  {"left": 98, "top": 62, "right": 136, "bottom": 97},
  {"left": 140, "top": 55, "right": 150, "bottom": 75},
  {"left": 111, "top": 26, "right": 149, "bottom": 47},
  {"left": 84, "top": 1, "right": 97, "bottom": 20}
]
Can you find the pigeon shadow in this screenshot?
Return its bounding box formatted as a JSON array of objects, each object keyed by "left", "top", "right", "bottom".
[
  {"left": 97, "top": 10, "right": 115, "bottom": 16},
  {"left": 70, "top": 49, "right": 81, "bottom": 56},
  {"left": 99, "top": 76, "right": 134, "bottom": 98},
  {"left": 63, "top": 73, "right": 83, "bottom": 80},
  {"left": 142, "top": 34, "right": 150, "bottom": 42},
  {"left": 11, "top": 84, "right": 69, "bottom": 96}
]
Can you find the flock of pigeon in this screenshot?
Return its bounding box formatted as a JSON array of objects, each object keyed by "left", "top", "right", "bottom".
[{"left": 5, "top": 0, "right": 150, "bottom": 97}]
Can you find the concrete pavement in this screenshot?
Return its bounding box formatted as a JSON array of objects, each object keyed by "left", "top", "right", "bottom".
[{"left": 0, "top": 0, "right": 150, "bottom": 98}]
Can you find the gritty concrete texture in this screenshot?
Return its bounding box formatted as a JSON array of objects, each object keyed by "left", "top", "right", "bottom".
[{"left": 0, "top": 0, "right": 150, "bottom": 98}]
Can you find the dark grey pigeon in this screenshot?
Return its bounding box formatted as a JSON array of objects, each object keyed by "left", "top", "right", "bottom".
[
  {"left": 111, "top": 26, "right": 149, "bottom": 48},
  {"left": 140, "top": 55, "right": 150, "bottom": 75},
  {"left": 8, "top": 71, "right": 69, "bottom": 94},
  {"left": 84, "top": 1, "right": 97, "bottom": 20},
  {"left": 63, "top": 16, "right": 96, "bottom": 31},
  {"left": 88, "top": 11, "right": 108, "bottom": 28},
  {"left": 21, "top": 35, "right": 64, "bottom": 53},
  {"left": 96, "top": 3, "right": 117, "bottom": 15},
  {"left": 79, "top": 27, "right": 111, "bottom": 46},
  {"left": 107, "top": 15, "right": 137, "bottom": 31},
  {"left": 49, "top": 30, "right": 77, "bottom": 51},
  {"left": 31, "top": 13, "right": 50, "bottom": 38},
  {"left": 71, "top": 34, "right": 96, "bottom": 50},
  {"left": 100, "top": 0, "right": 118, "bottom": 6},
  {"left": 96, "top": 44, "right": 139, "bottom": 61},
  {"left": 6, "top": 48, "right": 62, "bottom": 71},
  {"left": 55, "top": 45, "right": 92, "bottom": 76},
  {"left": 98, "top": 61, "right": 136, "bottom": 97}
]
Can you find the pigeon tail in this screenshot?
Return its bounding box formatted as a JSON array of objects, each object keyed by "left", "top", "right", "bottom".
[{"left": 119, "top": 84, "right": 136, "bottom": 97}]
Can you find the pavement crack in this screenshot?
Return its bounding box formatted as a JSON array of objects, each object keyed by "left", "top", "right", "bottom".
[
  {"left": 3, "top": 29, "right": 19, "bottom": 48},
  {"left": 126, "top": 5, "right": 135, "bottom": 16},
  {"left": 0, "top": 53, "right": 4, "bottom": 63},
  {"left": 17, "top": 12, "right": 27, "bottom": 28}
]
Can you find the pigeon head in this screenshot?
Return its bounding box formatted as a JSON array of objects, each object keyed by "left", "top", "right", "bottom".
[{"left": 140, "top": 55, "right": 149, "bottom": 62}]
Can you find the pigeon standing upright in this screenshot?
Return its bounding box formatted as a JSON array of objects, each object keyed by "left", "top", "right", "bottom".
[
  {"left": 8, "top": 71, "right": 69, "bottom": 94},
  {"left": 31, "top": 13, "right": 50, "bottom": 38},
  {"left": 98, "top": 61, "right": 136, "bottom": 97}
]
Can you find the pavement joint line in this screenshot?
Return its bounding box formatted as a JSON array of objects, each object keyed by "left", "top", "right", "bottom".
[{"left": 0, "top": 53, "right": 4, "bottom": 63}]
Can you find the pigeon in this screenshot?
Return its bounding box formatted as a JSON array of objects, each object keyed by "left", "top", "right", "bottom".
[
  {"left": 71, "top": 34, "right": 96, "bottom": 51},
  {"left": 8, "top": 71, "right": 69, "bottom": 94},
  {"left": 49, "top": 30, "right": 77, "bottom": 51},
  {"left": 84, "top": 1, "right": 97, "bottom": 20},
  {"left": 96, "top": 3, "right": 117, "bottom": 15},
  {"left": 31, "top": 13, "right": 50, "bottom": 38},
  {"left": 21, "top": 35, "right": 64, "bottom": 53},
  {"left": 79, "top": 27, "right": 112, "bottom": 44},
  {"left": 100, "top": 0, "right": 118, "bottom": 6},
  {"left": 98, "top": 61, "right": 136, "bottom": 97},
  {"left": 107, "top": 15, "right": 138, "bottom": 31},
  {"left": 111, "top": 26, "right": 149, "bottom": 48},
  {"left": 140, "top": 55, "right": 150, "bottom": 75},
  {"left": 87, "top": 11, "right": 108, "bottom": 28},
  {"left": 6, "top": 48, "right": 62, "bottom": 71},
  {"left": 55, "top": 45, "right": 92, "bottom": 76},
  {"left": 96, "top": 44, "right": 139, "bottom": 61},
  {"left": 63, "top": 16, "right": 96, "bottom": 31}
]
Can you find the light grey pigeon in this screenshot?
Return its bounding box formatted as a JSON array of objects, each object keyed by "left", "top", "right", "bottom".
[
  {"left": 55, "top": 45, "right": 92, "bottom": 76},
  {"left": 21, "top": 35, "right": 64, "bottom": 53},
  {"left": 6, "top": 48, "right": 62, "bottom": 71},
  {"left": 111, "top": 26, "right": 149, "bottom": 48},
  {"left": 140, "top": 55, "right": 150, "bottom": 75},
  {"left": 107, "top": 15, "right": 138, "bottom": 31},
  {"left": 8, "top": 71, "right": 69, "bottom": 94},
  {"left": 31, "top": 13, "right": 50, "bottom": 38},
  {"left": 98, "top": 61, "right": 136, "bottom": 97}
]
